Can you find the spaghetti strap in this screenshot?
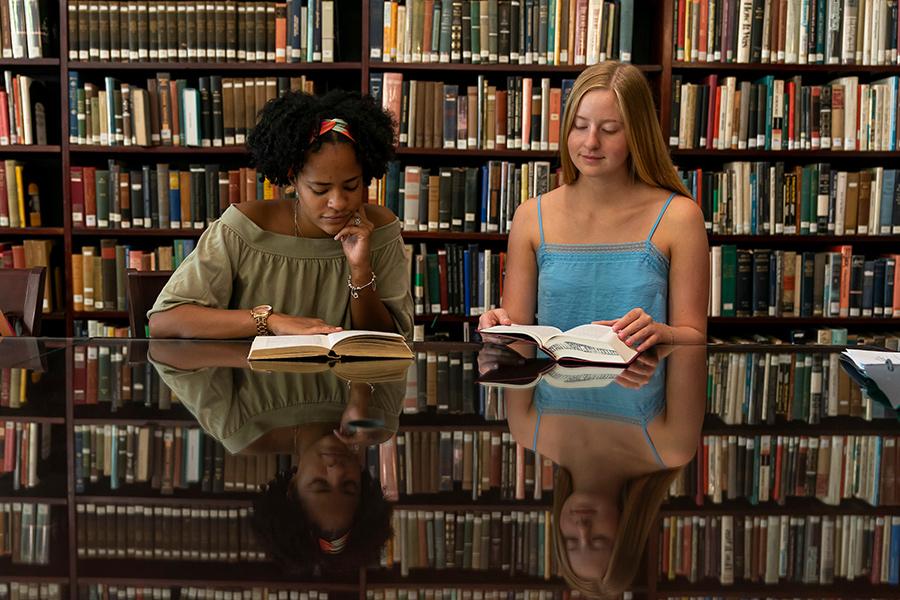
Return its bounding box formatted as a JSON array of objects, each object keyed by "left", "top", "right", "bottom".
[
  {"left": 646, "top": 192, "right": 676, "bottom": 242},
  {"left": 642, "top": 425, "right": 666, "bottom": 467},
  {"left": 537, "top": 194, "right": 545, "bottom": 246},
  {"left": 532, "top": 409, "right": 542, "bottom": 452}
]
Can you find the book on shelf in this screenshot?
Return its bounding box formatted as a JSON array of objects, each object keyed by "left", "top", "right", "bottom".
[
  {"left": 673, "top": 0, "right": 900, "bottom": 66},
  {"left": 671, "top": 74, "right": 898, "bottom": 152},
  {"left": 247, "top": 331, "right": 414, "bottom": 361},
  {"left": 0, "top": 501, "right": 52, "bottom": 565},
  {"left": 0, "top": 72, "right": 49, "bottom": 146},
  {"left": 371, "top": 0, "right": 634, "bottom": 65},
  {"left": 670, "top": 433, "right": 896, "bottom": 507},
  {"left": 680, "top": 163, "right": 900, "bottom": 237},
  {"left": 67, "top": 0, "right": 336, "bottom": 63},
  {"left": 68, "top": 72, "right": 315, "bottom": 148},
  {"left": 480, "top": 323, "right": 639, "bottom": 365},
  {"left": 0, "top": 420, "right": 51, "bottom": 490},
  {"left": 659, "top": 512, "right": 900, "bottom": 585},
  {"left": 708, "top": 245, "right": 900, "bottom": 319},
  {"left": 372, "top": 73, "right": 574, "bottom": 152},
  {"left": 383, "top": 508, "right": 555, "bottom": 578},
  {"left": 1, "top": 583, "right": 63, "bottom": 600},
  {"left": 410, "top": 243, "right": 506, "bottom": 318},
  {"left": 78, "top": 587, "right": 329, "bottom": 600},
  {"left": 75, "top": 501, "right": 265, "bottom": 561},
  {"left": 370, "top": 160, "right": 555, "bottom": 235}
]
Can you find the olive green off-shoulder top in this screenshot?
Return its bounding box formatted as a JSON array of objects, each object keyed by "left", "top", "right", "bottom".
[{"left": 147, "top": 205, "right": 413, "bottom": 339}]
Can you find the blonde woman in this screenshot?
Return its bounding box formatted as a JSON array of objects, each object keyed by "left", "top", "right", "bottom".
[
  {"left": 498, "top": 344, "right": 706, "bottom": 597},
  {"left": 478, "top": 62, "right": 708, "bottom": 351}
]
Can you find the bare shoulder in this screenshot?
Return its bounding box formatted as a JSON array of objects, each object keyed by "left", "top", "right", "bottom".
[
  {"left": 233, "top": 199, "right": 286, "bottom": 226},
  {"left": 664, "top": 195, "right": 704, "bottom": 224},
  {"left": 364, "top": 203, "right": 398, "bottom": 228}
]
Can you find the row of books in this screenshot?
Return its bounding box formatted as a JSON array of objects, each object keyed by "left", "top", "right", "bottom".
[
  {"left": 670, "top": 74, "right": 899, "bottom": 152},
  {"left": 78, "top": 588, "right": 330, "bottom": 600},
  {"left": 365, "top": 593, "right": 566, "bottom": 600},
  {"left": 410, "top": 244, "right": 504, "bottom": 317},
  {"left": 1, "top": 583, "right": 63, "bottom": 600},
  {"left": 373, "top": 73, "right": 574, "bottom": 151},
  {"left": 73, "top": 319, "right": 131, "bottom": 338},
  {"left": 386, "top": 509, "right": 555, "bottom": 577},
  {"left": 0, "top": 0, "right": 44, "bottom": 59},
  {"left": 674, "top": 434, "right": 892, "bottom": 508},
  {"left": 73, "top": 344, "right": 171, "bottom": 406},
  {"left": 673, "top": 0, "right": 900, "bottom": 65},
  {"left": 74, "top": 424, "right": 223, "bottom": 494},
  {"left": 0, "top": 421, "right": 49, "bottom": 490},
  {"left": 67, "top": 0, "right": 337, "bottom": 63},
  {"left": 70, "top": 239, "right": 197, "bottom": 312},
  {"left": 371, "top": 0, "right": 634, "bottom": 65},
  {"left": 0, "top": 160, "right": 41, "bottom": 228},
  {"left": 75, "top": 502, "right": 265, "bottom": 561},
  {"left": 0, "top": 73, "right": 47, "bottom": 146},
  {"left": 707, "top": 246, "right": 900, "bottom": 319},
  {"left": 405, "top": 351, "right": 480, "bottom": 415},
  {"left": 681, "top": 164, "right": 900, "bottom": 237},
  {"left": 0, "top": 502, "right": 51, "bottom": 565},
  {"left": 0, "top": 368, "right": 29, "bottom": 408},
  {"left": 69, "top": 164, "right": 291, "bottom": 231},
  {"left": 389, "top": 430, "right": 553, "bottom": 500},
  {"left": 705, "top": 351, "right": 872, "bottom": 425},
  {"left": 658, "top": 513, "right": 900, "bottom": 585},
  {"left": 68, "top": 73, "right": 315, "bottom": 148},
  {"left": 375, "top": 161, "right": 553, "bottom": 235},
  {"left": 0, "top": 239, "right": 59, "bottom": 313}
]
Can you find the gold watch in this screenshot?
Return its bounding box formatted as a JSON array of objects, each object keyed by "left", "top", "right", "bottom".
[{"left": 250, "top": 304, "right": 273, "bottom": 336}]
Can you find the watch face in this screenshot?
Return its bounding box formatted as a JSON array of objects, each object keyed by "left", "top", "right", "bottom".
[{"left": 251, "top": 304, "right": 273, "bottom": 317}]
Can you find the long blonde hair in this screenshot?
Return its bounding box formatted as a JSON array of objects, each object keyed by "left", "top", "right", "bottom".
[
  {"left": 559, "top": 62, "right": 690, "bottom": 200},
  {"left": 552, "top": 465, "right": 683, "bottom": 599}
]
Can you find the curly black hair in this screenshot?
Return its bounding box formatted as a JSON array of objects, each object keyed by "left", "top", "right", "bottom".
[
  {"left": 250, "top": 466, "right": 393, "bottom": 576},
  {"left": 246, "top": 89, "right": 396, "bottom": 187}
]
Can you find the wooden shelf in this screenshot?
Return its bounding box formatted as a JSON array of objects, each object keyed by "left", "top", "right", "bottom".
[
  {"left": 0, "top": 575, "right": 69, "bottom": 584},
  {"left": 76, "top": 495, "right": 254, "bottom": 507},
  {"left": 75, "top": 577, "right": 358, "bottom": 591},
  {"left": 0, "top": 496, "right": 67, "bottom": 506},
  {"left": 395, "top": 503, "right": 551, "bottom": 511},
  {"left": 661, "top": 497, "right": 893, "bottom": 517},
  {"left": 0, "top": 58, "right": 60, "bottom": 67},
  {"left": 402, "top": 231, "right": 509, "bottom": 241},
  {"left": 708, "top": 234, "right": 900, "bottom": 245},
  {"left": 73, "top": 417, "right": 197, "bottom": 427},
  {"left": 72, "top": 311, "right": 128, "bottom": 320},
  {"left": 672, "top": 61, "right": 900, "bottom": 74},
  {"left": 76, "top": 561, "right": 358, "bottom": 586},
  {"left": 709, "top": 316, "right": 900, "bottom": 326},
  {"left": 68, "top": 145, "right": 248, "bottom": 155},
  {"left": 0, "top": 414, "right": 64, "bottom": 424},
  {"left": 67, "top": 61, "right": 362, "bottom": 72},
  {"left": 655, "top": 580, "right": 900, "bottom": 597},
  {"left": 671, "top": 149, "right": 900, "bottom": 159},
  {"left": 72, "top": 227, "right": 205, "bottom": 238},
  {"left": 41, "top": 312, "right": 67, "bottom": 321},
  {"left": 369, "top": 61, "right": 662, "bottom": 74},
  {"left": 0, "top": 145, "right": 61, "bottom": 153},
  {"left": 395, "top": 147, "right": 557, "bottom": 159},
  {"left": 0, "top": 227, "right": 64, "bottom": 236},
  {"left": 415, "top": 315, "right": 479, "bottom": 324}
]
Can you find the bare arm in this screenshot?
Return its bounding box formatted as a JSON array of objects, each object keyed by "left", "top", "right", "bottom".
[
  {"left": 148, "top": 305, "right": 342, "bottom": 339},
  {"left": 348, "top": 261, "right": 400, "bottom": 332},
  {"left": 666, "top": 198, "right": 710, "bottom": 344}
]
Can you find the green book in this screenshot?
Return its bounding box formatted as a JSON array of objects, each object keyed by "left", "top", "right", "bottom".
[{"left": 95, "top": 169, "right": 110, "bottom": 228}]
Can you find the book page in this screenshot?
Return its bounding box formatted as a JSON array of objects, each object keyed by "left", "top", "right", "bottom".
[
  {"left": 326, "top": 329, "right": 405, "bottom": 346},
  {"left": 249, "top": 334, "right": 328, "bottom": 352},
  {"left": 480, "top": 324, "right": 563, "bottom": 346},
  {"left": 560, "top": 324, "right": 616, "bottom": 340}
]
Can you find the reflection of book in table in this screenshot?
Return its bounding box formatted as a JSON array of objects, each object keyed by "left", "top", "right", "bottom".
[
  {"left": 480, "top": 323, "right": 638, "bottom": 365},
  {"left": 249, "top": 357, "right": 413, "bottom": 383},
  {"left": 478, "top": 359, "right": 625, "bottom": 389},
  {"left": 247, "top": 330, "right": 413, "bottom": 360}
]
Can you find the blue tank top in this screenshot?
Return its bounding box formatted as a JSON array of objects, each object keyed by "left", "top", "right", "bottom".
[
  {"left": 535, "top": 193, "right": 675, "bottom": 332},
  {"left": 531, "top": 362, "right": 667, "bottom": 466}
]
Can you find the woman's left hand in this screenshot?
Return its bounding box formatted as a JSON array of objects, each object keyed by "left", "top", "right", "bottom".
[
  {"left": 594, "top": 308, "right": 672, "bottom": 352},
  {"left": 335, "top": 209, "right": 374, "bottom": 269}
]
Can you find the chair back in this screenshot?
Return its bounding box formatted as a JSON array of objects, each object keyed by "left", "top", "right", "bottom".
[
  {"left": 0, "top": 267, "right": 46, "bottom": 336},
  {"left": 126, "top": 270, "right": 172, "bottom": 339}
]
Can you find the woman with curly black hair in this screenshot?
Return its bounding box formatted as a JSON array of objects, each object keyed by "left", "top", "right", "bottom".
[{"left": 147, "top": 89, "right": 412, "bottom": 340}]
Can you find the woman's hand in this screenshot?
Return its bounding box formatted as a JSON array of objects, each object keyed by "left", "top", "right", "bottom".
[
  {"left": 594, "top": 308, "right": 673, "bottom": 352},
  {"left": 478, "top": 308, "right": 513, "bottom": 330},
  {"left": 335, "top": 209, "right": 374, "bottom": 270},
  {"left": 267, "top": 313, "right": 343, "bottom": 335},
  {"left": 614, "top": 351, "right": 660, "bottom": 389}
]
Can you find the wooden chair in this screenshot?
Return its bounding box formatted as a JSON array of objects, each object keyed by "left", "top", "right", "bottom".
[
  {"left": 0, "top": 267, "right": 46, "bottom": 336},
  {"left": 126, "top": 269, "right": 173, "bottom": 339}
]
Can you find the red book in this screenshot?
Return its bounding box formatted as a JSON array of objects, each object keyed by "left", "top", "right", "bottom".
[
  {"left": 871, "top": 517, "right": 884, "bottom": 584},
  {"left": 11, "top": 244, "right": 24, "bottom": 268},
  {"left": 3, "top": 422, "right": 13, "bottom": 472},
  {"left": 787, "top": 81, "right": 796, "bottom": 148},
  {"left": 704, "top": 74, "right": 717, "bottom": 149},
  {"left": 72, "top": 346, "right": 86, "bottom": 404},
  {"left": 0, "top": 90, "right": 9, "bottom": 144},
  {"left": 773, "top": 436, "right": 783, "bottom": 502},
  {"left": 228, "top": 170, "right": 240, "bottom": 204},
  {"left": 83, "top": 167, "right": 97, "bottom": 227},
  {"left": 69, "top": 166, "right": 85, "bottom": 227}
]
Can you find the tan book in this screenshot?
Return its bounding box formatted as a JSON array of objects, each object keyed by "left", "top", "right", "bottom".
[
  {"left": 244, "top": 78, "right": 256, "bottom": 136},
  {"left": 130, "top": 87, "right": 151, "bottom": 146},
  {"left": 428, "top": 174, "right": 440, "bottom": 231},
  {"left": 254, "top": 77, "right": 266, "bottom": 122},
  {"left": 222, "top": 77, "right": 234, "bottom": 145},
  {"left": 23, "top": 239, "right": 53, "bottom": 312},
  {"left": 233, "top": 79, "right": 246, "bottom": 144},
  {"left": 179, "top": 169, "right": 191, "bottom": 226},
  {"left": 71, "top": 253, "right": 84, "bottom": 312},
  {"left": 485, "top": 85, "right": 496, "bottom": 149}
]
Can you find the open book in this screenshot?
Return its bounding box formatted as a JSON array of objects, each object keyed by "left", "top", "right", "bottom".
[
  {"left": 249, "top": 357, "right": 413, "bottom": 383},
  {"left": 478, "top": 359, "right": 625, "bottom": 389},
  {"left": 248, "top": 330, "right": 413, "bottom": 361},
  {"left": 480, "top": 323, "right": 638, "bottom": 365}
]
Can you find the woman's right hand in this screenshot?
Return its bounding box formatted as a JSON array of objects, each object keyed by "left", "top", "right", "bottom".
[
  {"left": 478, "top": 308, "right": 513, "bottom": 330},
  {"left": 267, "top": 313, "right": 343, "bottom": 335}
]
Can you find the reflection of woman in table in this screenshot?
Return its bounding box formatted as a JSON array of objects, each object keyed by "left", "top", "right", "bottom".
[
  {"left": 495, "top": 345, "right": 705, "bottom": 598},
  {"left": 149, "top": 341, "right": 406, "bottom": 575}
]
